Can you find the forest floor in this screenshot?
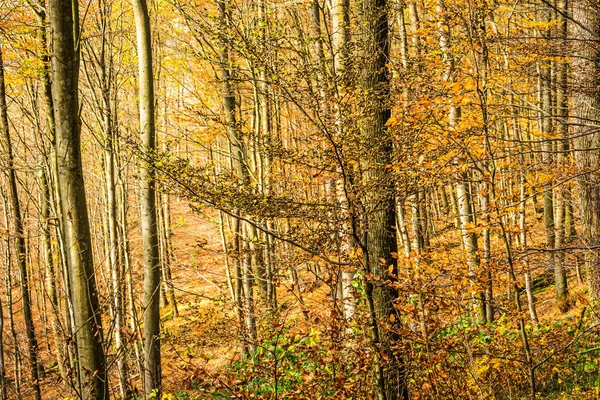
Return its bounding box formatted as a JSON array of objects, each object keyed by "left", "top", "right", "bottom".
[
  {"left": 157, "top": 200, "right": 593, "bottom": 398},
  {"left": 12, "top": 198, "right": 593, "bottom": 398},
  {"left": 160, "top": 200, "right": 237, "bottom": 395}
]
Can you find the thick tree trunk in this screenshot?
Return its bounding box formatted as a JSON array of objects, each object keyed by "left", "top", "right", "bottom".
[
  {"left": 34, "top": 4, "right": 78, "bottom": 381},
  {"left": 131, "top": 0, "right": 162, "bottom": 394},
  {"left": 571, "top": 0, "right": 600, "bottom": 305},
  {"left": 359, "top": 0, "right": 408, "bottom": 396},
  {"left": 48, "top": 0, "right": 108, "bottom": 396}
]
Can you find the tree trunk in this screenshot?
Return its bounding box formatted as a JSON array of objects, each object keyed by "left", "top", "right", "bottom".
[
  {"left": 396, "top": 198, "right": 411, "bottom": 258},
  {"left": 39, "top": 168, "right": 68, "bottom": 381},
  {"left": 0, "top": 298, "right": 6, "bottom": 400},
  {"left": 161, "top": 192, "right": 177, "bottom": 315},
  {"left": 1, "top": 189, "right": 21, "bottom": 399},
  {"left": 553, "top": 0, "right": 569, "bottom": 311},
  {"left": 105, "top": 103, "right": 131, "bottom": 399},
  {"left": 571, "top": 0, "right": 600, "bottom": 305},
  {"left": 131, "top": 0, "right": 162, "bottom": 394},
  {"left": 48, "top": 0, "right": 108, "bottom": 395},
  {"left": 0, "top": 44, "right": 42, "bottom": 400},
  {"left": 359, "top": 0, "right": 409, "bottom": 396}
]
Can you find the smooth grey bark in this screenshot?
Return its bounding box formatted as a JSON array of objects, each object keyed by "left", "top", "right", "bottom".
[
  {"left": 242, "top": 224, "right": 258, "bottom": 352},
  {"left": 455, "top": 171, "right": 485, "bottom": 323},
  {"left": 310, "top": 0, "right": 329, "bottom": 114},
  {"left": 478, "top": 181, "right": 493, "bottom": 322},
  {"left": 407, "top": 2, "right": 420, "bottom": 58},
  {"left": 470, "top": 5, "right": 494, "bottom": 323},
  {"left": 157, "top": 196, "right": 168, "bottom": 309},
  {"left": 131, "top": 0, "right": 162, "bottom": 394},
  {"left": 256, "top": 0, "right": 276, "bottom": 310},
  {"left": 553, "top": 0, "right": 569, "bottom": 311},
  {"left": 48, "top": 0, "right": 108, "bottom": 396},
  {"left": 32, "top": 3, "right": 79, "bottom": 380},
  {"left": 0, "top": 44, "right": 42, "bottom": 400},
  {"left": 397, "top": 1, "right": 408, "bottom": 69}
]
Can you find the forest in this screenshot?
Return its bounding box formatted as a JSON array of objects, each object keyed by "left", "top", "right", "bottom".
[{"left": 0, "top": 0, "right": 600, "bottom": 398}]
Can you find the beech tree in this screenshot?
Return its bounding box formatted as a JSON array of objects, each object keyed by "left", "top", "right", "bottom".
[
  {"left": 131, "top": 0, "right": 162, "bottom": 394},
  {"left": 572, "top": 0, "right": 600, "bottom": 304},
  {"left": 48, "top": 0, "right": 108, "bottom": 397}
]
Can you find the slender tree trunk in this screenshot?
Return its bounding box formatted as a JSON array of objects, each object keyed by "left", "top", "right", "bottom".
[
  {"left": 479, "top": 182, "right": 493, "bottom": 322},
  {"left": 40, "top": 168, "right": 68, "bottom": 381},
  {"left": 161, "top": 192, "right": 177, "bottom": 315},
  {"left": 217, "top": 0, "right": 260, "bottom": 351},
  {"left": 0, "top": 298, "right": 6, "bottom": 400},
  {"left": 157, "top": 196, "right": 168, "bottom": 309},
  {"left": 437, "top": 0, "right": 485, "bottom": 323},
  {"left": 2, "top": 189, "right": 21, "bottom": 399},
  {"left": 233, "top": 218, "right": 248, "bottom": 357},
  {"left": 410, "top": 195, "right": 423, "bottom": 256},
  {"left": 242, "top": 225, "right": 258, "bottom": 352},
  {"left": 397, "top": 199, "right": 411, "bottom": 258},
  {"left": 0, "top": 44, "right": 42, "bottom": 400},
  {"left": 33, "top": 3, "right": 79, "bottom": 381},
  {"left": 105, "top": 108, "right": 131, "bottom": 399},
  {"left": 539, "top": 2, "right": 560, "bottom": 307},
  {"left": 553, "top": 0, "right": 569, "bottom": 311},
  {"left": 330, "top": 0, "right": 357, "bottom": 321}
]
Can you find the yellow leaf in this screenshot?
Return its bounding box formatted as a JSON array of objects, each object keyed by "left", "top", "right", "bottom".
[{"left": 385, "top": 116, "right": 398, "bottom": 126}]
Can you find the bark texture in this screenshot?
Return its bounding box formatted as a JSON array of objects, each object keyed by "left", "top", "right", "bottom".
[
  {"left": 131, "top": 0, "right": 162, "bottom": 394},
  {"left": 571, "top": 0, "right": 600, "bottom": 305},
  {"left": 48, "top": 0, "right": 108, "bottom": 396},
  {"left": 359, "top": 0, "right": 408, "bottom": 397}
]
